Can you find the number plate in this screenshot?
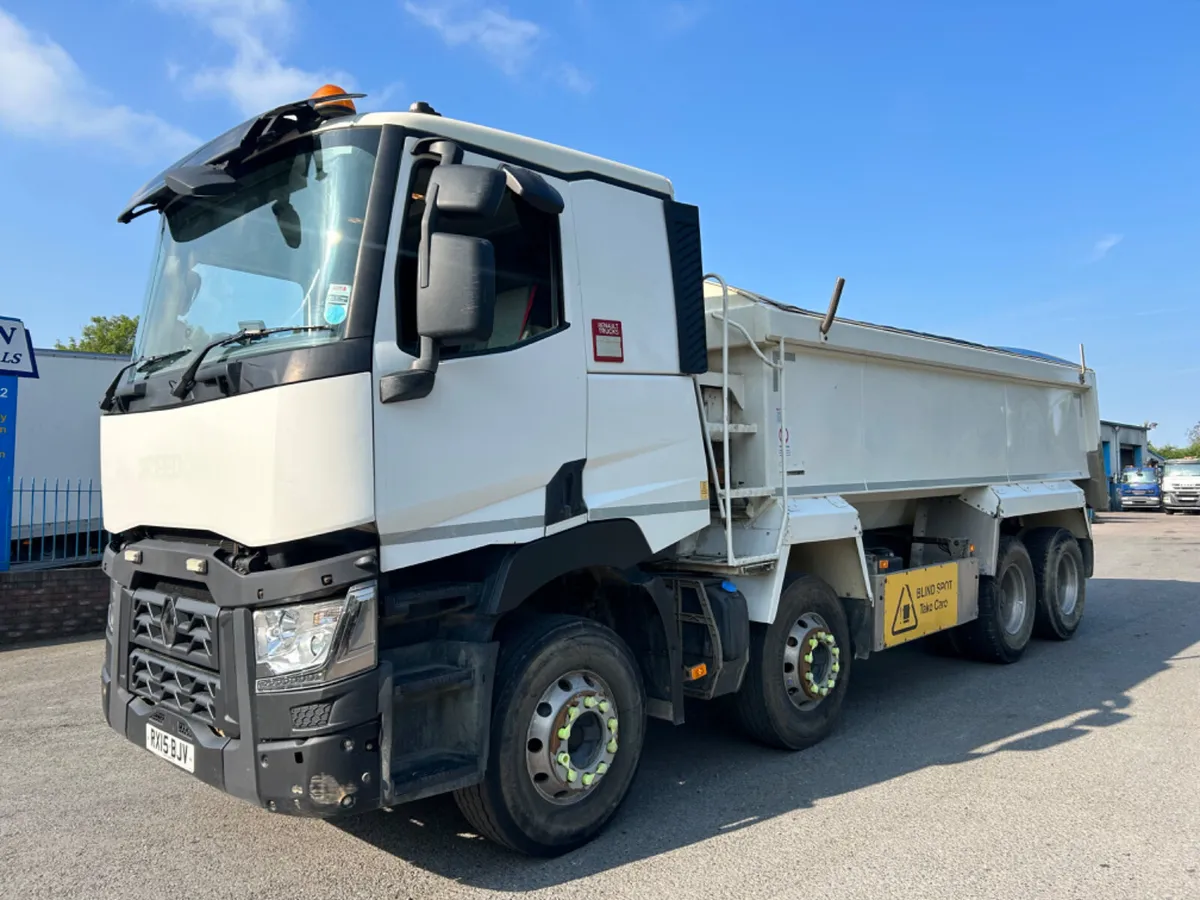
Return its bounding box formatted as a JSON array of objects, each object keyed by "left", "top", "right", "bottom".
[{"left": 145, "top": 723, "right": 195, "bottom": 773}]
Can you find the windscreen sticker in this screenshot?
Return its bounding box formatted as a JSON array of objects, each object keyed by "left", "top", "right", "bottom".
[{"left": 323, "top": 284, "right": 351, "bottom": 325}]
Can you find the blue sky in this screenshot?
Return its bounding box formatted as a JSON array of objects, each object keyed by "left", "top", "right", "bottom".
[{"left": 1, "top": 0, "right": 1197, "bottom": 444}]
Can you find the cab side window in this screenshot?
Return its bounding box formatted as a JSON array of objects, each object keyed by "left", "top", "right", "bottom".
[{"left": 396, "top": 159, "right": 564, "bottom": 357}]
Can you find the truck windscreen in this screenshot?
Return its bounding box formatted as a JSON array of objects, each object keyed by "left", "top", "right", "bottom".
[
  {"left": 1163, "top": 462, "right": 1200, "bottom": 477},
  {"left": 132, "top": 127, "right": 380, "bottom": 371},
  {"left": 1121, "top": 470, "right": 1156, "bottom": 484}
]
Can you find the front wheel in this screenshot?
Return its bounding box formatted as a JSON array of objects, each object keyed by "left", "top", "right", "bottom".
[
  {"left": 453, "top": 614, "right": 646, "bottom": 856},
  {"left": 733, "top": 574, "right": 852, "bottom": 750}
]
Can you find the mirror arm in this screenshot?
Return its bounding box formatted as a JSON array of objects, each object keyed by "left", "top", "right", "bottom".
[
  {"left": 413, "top": 138, "right": 463, "bottom": 166},
  {"left": 380, "top": 337, "right": 440, "bottom": 404},
  {"left": 418, "top": 183, "right": 439, "bottom": 289}
]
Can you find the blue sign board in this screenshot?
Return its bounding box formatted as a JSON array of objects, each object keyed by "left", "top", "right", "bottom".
[{"left": 0, "top": 317, "right": 38, "bottom": 572}]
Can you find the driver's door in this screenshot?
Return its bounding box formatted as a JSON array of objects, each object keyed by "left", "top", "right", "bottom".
[{"left": 371, "top": 143, "right": 586, "bottom": 572}]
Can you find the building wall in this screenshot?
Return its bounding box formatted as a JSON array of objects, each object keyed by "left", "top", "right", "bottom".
[
  {"left": 1099, "top": 421, "right": 1150, "bottom": 477},
  {"left": 1099, "top": 420, "right": 1151, "bottom": 509},
  {"left": 0, "top": 566, "right": 109, "bottom": 645},
  {"left": 14, "top": 349, "right": 127, "bottom": 487}
]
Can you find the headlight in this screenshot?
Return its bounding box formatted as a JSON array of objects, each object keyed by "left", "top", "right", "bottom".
[{"left": 253, "top": 580, "right": 378, "bottom": 694}]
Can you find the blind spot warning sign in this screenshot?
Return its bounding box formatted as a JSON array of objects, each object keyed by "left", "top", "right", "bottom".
[
  {"left": 881, "top": 562, "right": 959, "bottom": 648},
  {"left": 891, "top": 585, "right": 918, "bottom": 635}
]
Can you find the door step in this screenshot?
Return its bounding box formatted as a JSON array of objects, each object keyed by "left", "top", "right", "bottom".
[
  {"left": 392, "top": 664, "right": 474, "bottom": 699},
  {"left": 388, "top": 751, "right": 479, "bottom": 804}
]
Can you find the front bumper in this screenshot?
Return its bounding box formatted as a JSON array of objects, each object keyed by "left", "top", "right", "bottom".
[
  {"left": 1119, "top": 495, "right": 1161, "bottom": 508},
  {"left": 102, "top": 624, "right": 387, "bottom": 817},
  {"left": 100, "top": 537, "right": 498, "bottom": 817}
]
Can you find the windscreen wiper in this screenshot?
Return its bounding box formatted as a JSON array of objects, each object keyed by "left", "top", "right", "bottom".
[
  {"left": 98, "top": 348, "right": 194, "bottom": 412},
  {"left": 171, "top": 325, "right": 334, "bottom": 399}
]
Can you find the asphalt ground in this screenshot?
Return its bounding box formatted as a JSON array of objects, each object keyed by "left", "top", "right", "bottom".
[{"left": 1, "top": 511, "right": 1197, "bottom": 900}]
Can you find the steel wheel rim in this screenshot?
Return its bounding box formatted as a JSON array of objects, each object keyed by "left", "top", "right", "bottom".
[
  {"left": 1056, "top": 552, "right": 1080, "bottom": 617},
  {"left": 999, "top": 565, "right": 1029, "bottom": 635},
  {"left": 782, "top": 613, "right": 841, "bottom": 711},
  {"left": 525, "top": 669, "right": 618, "bottom": 805}
]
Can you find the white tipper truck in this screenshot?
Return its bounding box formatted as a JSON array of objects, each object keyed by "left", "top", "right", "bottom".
[{"left": 98, "top": 87, "right": 1107, "bottom": 856}]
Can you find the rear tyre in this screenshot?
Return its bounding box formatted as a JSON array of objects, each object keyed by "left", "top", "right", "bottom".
[
  {"left": 734, "top": 574, "right": 852, "bottom": 750},
  {"left": 1165, "top": 509, "right": 1175, "bottom": 515},
  {"left": 453, "top": 614, "right": 646, "bottom": 857},
  {"left": 960, "top": 536, "right": 1036, "bottom": 664},
  {"left": 1025, "top": 527, "right": 1086, "bottom": 641}
]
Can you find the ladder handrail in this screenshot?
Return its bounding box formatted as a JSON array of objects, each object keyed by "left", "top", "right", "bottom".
[{"left": 700, "top": 274, "right": 790, "bottom": 567}]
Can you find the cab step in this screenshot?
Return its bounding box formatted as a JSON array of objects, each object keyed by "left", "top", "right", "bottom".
[
  {"left": 388, "top": 751, "right": 478, "bottom": 805},
  {"left": 392, "top": 664, "right": 474, "bottom": 699}
]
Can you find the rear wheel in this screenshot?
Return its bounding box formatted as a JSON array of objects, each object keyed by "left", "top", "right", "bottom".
[
  {"left": 733, "top": 574, "right": 852, "bottom": 750},
  {"left": 453, "top": 614, "right": 646, "bottom": 856},
  {"left": 960, "top": 536, "right": 1036, "bottom": 664},
  {"left": 1025, "top": 527, "right": 1086, "bottom": 641}
]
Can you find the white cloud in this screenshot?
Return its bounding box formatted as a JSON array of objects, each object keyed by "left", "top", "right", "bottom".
[
  {"left": 0, "top": 8, "right": 197, "bottom": 162},
  {"left": 156, "top": 0, "right": 352, "bottom": 116},
  {"left": 188, "top": 31, "right": 354, "bottom": 117},
  {"left": 404, "top": 1, "right": 542, "bottom": 77},
  {"left": 1089, "top": 233, "right": 1123, "bottom": 263},
  {"left": 557, "top": 63, "right": 593, "bottom": 95}
]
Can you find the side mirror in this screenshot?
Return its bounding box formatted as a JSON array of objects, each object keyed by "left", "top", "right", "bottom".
[
  {"left": 417, "top": 233, "right": 496, "bottom": 341},
  {"left": 380, "top": 195, "right": 499, "bottom": 404}
]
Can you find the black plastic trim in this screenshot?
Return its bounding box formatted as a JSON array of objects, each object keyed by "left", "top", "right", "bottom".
[
  {"left": 344, "top": 125, "right": 405, "bottom": 341},
  {"left": 103, "top": 331, "right": 374, "bottom": 416},
  {"left": 543, "top": 458, "right": 587, "bottom": 527},
  {"left": 104, "top": 539, "right": 376, "bottom": 609},
  {"left": 254, "top": 719, "right": 383, "bottom": 816},
  {"left": 253, "top": 666, "right": 382, "bottom": 740},
  {"left": 481, "top": 519, "right": 654, "bottom": 616},
  {"left": 664, "top": 199, "right": 708, "bottom": 375},
  {"left": 402, "top": 127, "right": 672, "bottom": 200}
]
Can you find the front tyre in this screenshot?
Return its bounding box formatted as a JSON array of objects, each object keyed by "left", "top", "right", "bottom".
[
  {"left": 453, "top": 614, "right": 646, "bottom": 857},
  {"left": 734, "top": 574, "right": 852, "bottom": 751}
]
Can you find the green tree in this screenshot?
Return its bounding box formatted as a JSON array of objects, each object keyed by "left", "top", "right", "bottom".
[
  {"left": 1150, "top": 422, "right": 1200, "bottom": 460},
  {"left": 55, "top": 314, "right": 139, "bottom": 356}
]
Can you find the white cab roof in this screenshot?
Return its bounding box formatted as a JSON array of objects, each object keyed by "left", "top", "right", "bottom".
[{"left": 349, "top": 110, "right": 674, "bottom": 197}]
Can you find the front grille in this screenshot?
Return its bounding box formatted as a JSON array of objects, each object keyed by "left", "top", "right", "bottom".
[
  {"left": 129, "top": 650, "right": 221, "bottom": 728},
  {"left": 130, "top": 592, "right": 219, "bottom": 670}
]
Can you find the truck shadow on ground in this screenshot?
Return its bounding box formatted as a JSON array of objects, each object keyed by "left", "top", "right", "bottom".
[{"left": 334, "top": 576, "right": 1199, "bottom": 891}]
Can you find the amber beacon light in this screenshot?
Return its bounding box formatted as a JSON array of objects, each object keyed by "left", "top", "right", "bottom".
[{"left": 310, "top": 83, "right": 357, "bottom": 113}]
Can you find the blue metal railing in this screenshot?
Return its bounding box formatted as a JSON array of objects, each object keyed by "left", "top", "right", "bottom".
[{"left": 7, "top": 478, "right": 107, "bottom": 569}]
